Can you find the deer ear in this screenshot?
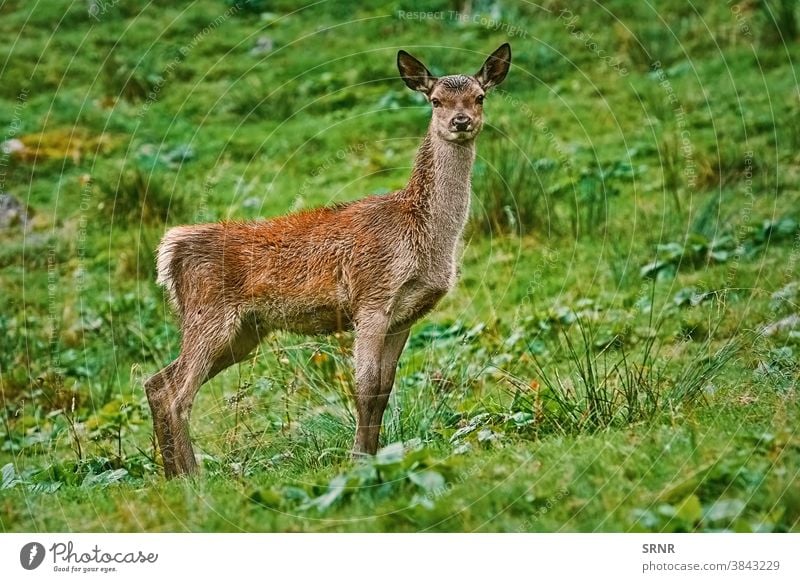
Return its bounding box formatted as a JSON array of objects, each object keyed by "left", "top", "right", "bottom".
[
  {"left": 475, "top": 43, "right": 511, "bottom": 90},
  {"left": 397, "top": 50, "right": 436, "bottom": 95}
]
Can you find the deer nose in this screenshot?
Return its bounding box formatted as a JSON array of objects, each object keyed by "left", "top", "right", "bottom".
[{"left": 452, "top": 115, "right": 472, "bottom": 132}]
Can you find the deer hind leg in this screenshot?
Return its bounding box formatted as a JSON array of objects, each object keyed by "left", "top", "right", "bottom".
[
  {"left": 352, "top": 314, "right": 410, "bottom": 456},
  {"left": 144, "top": 359, "right": 183, "bottom": 477},
  {"left": 147, "top": 314, "right": 262, "bottom": 478}
]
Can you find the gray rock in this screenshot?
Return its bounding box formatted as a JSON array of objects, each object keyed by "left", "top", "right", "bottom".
[
  {"left": 0, "top": 193, "right": 32, "bottom": 230},
  {"left": 250, "top": 36, "right": 274, "bottom": 56},
  {"left": 770, "top": 281, "right": 799, "bottom": 310},
  {"left": 1, "top": 138, "right": 25, "bottom": 156},
  {"left": 761, "top": 314, "right": 800, "bottom": 336}
]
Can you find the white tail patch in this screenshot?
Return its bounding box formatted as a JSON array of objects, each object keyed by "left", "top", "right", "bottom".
[{"left": 156, "top": 227, "right": 189, "bottom": 308}]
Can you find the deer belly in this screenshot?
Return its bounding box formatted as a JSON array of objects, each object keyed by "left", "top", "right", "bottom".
[
  {"left": 257, "top": 300, "right": 353, "bottom": 335},
  {"left": 391, "top": 282, "right": 450, "bottom": 327}
]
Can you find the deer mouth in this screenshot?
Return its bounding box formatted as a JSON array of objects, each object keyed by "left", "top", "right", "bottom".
[{"left": 446, "top": 129, "right": 478, "bottom": 142}]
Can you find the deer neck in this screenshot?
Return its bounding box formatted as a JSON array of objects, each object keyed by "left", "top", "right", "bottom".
[{"left": 404, "top": 127, "right": 476, "bottom": 243}]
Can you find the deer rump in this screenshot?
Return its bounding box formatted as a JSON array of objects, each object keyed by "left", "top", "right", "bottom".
[{"left": 154, "top": 196, "right": 419, "bottom": 336}]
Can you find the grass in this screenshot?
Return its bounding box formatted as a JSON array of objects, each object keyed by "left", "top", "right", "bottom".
[{"left": 1, "top": 0, "right": 799, "bottom": 532}]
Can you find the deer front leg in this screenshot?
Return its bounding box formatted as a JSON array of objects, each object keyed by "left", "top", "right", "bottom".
[
  {"left": 374, "top": 324, "right": 410, "bottom": 432},
  {"left": 353, "top": 313, "right": 390, "bottom": 456},
  {"left": 353, "top": 316, "right": 410, "bottom": 456}
]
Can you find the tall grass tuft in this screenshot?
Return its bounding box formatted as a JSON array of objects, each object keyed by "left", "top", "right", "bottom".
[
  {"left": 470, "top": 131, "right": 632, "bottom": 238},
  {"left": 94, "top": 164, "right": 184, "bottom": 225},
  {"left": 759, "top": 0, "right": 798, "bottom": 43},
  {"left": 470, "top": 131, "right": 561, "bottom": 236},
  {"left": 518, "top": 318, "right": 739, "bottom": 435},
  {"left": 100, "top": 54, "right": 164, "bottom": 103}
]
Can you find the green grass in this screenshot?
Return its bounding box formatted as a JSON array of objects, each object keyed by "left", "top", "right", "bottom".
[{"left": 1, "top": 0, "right": 799, "bottom": 532}]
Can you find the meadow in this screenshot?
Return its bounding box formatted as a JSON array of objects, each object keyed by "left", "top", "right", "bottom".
[{"left": 0, "top": 0, "right": 798, "bottom": 532}]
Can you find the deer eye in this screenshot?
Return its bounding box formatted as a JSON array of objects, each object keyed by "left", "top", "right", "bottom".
[
  {"left": 476, "top": 95, "right": 485, "bottom": 105},
  {"left": 431, "top": 98, "right": 441, "bottom": 108}
]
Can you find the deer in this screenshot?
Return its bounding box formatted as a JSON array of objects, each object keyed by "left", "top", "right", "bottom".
[{"left": 144, "top": 43, "right": 512, "bottom": 478}]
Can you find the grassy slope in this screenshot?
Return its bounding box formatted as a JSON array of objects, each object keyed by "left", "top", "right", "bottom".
[{"left": 0, "top": 0, "right": 798, "bottom": 532}]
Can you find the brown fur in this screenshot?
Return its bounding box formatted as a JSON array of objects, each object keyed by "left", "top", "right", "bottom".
[{"left": 145, "top": 44, "right": 512, "bottom": 477}]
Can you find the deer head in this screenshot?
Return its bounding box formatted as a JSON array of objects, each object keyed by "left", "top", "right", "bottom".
[{"left": 397, "top": 43, "right": 511, "bottom": 143}]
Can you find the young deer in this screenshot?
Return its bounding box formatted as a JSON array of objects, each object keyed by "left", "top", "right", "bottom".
[{"left": 145, "top": 44, "right": 512, "bottom": 477}]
